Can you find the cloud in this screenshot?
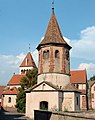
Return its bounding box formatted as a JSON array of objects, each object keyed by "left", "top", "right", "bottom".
[
  {"left": 0, "top": 53, "right": 25, "bottom": 68},
  {"left": 70, "top": 26, "right": 95, "bottom": 61},
  {"left": 78, "top": 63, "right": 95, "bottom": 79}
]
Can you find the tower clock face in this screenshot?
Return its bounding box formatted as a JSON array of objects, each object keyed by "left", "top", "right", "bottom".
[{"left": 66, "top": 49, "right": 69, "bottom": 60}]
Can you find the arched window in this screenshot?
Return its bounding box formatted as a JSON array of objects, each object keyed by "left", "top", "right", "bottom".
[
  {"left": 43, "top": 50, "right": 49, "bottom": 59},
  {"left": 8, "top": 97, "right": 11, "bottom": 103},
  {"left": 55, "top": 50, "right": 59, "bottom": 58},
  {"left": 46, "top": 50, "right": 49, "bottom": 59},
  {"left": 40, "top": 101, "right": 48, "bottom": 110},
  {"left": 43, "top": 51, "right": 46, "bottom": 59}
]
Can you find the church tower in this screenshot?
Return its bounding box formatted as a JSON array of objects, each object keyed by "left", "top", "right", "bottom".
[
  {"left": 37, "top": 7, "right": 71, "bottom": 87},
  {"left": 19, "top": 52, "right": 36, "bottom": 74}
]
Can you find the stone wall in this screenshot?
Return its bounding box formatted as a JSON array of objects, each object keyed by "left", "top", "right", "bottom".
[{"left": 34, "top": 110, "right": 95, "bottom": 120}]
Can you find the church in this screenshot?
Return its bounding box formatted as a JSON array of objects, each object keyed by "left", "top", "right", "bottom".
[
  {"left": 25, "top": 7, "right": 81, "bottom": 119},
  {"left": 1, "top": 5, "right": 89, "bottom": 119}
]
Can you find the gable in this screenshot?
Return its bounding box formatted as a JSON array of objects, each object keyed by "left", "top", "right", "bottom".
[{"left": 33, "top": 83, "right": 56, "bottom": 91}]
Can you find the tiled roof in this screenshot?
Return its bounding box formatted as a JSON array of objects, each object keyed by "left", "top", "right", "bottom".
[
  {"left": 70, "top": 70, "right": 87, "bottom": 84},
  {"left": 0, "top": 86, "right": 6, "bottom": 98},
  {"left": 63, "top": 83, "right": 81, "bottom": 93},
  {"left": 2, "top": 87, "right": 18, "bottom": 95},
  {"left": 88, "top": 80, "right": 95, "bottom": 87},
  {"left": 25, "top": 81, "right": 59, "bottom": 92},
  {"left": 37, "top": 8, "right": 71, "bottom": 50},
  {"left": 8, "top": 74, "right": 25, "bottom": 85},
  {"left": 20, "top": 52, "right": 36, "bottom": 67}
]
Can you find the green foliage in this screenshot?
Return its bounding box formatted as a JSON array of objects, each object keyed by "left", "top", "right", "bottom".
[
  {"left": 16, "top": 88, "right": 26, "bottom": 113},
  {"left": 89, "top": 75, "right": 95, "bottom": 81},
  {"left": 16, "top": 68, "right": 38, "bottom": 113}
]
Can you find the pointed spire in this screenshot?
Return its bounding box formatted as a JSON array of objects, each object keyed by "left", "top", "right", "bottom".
[
  {"left": 37, "top": 6, "right": 71, "bottom": 50},
  {"left": 20, "top": 52, "right": 36, "bottom": 68}
]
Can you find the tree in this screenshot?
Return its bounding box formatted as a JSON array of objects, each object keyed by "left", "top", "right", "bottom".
[
  {"left": 89, "top": 75, "right": 95, "bottom": 81},
  {"left": 16, "top": 68, "right": 38, "bottom": 113}
]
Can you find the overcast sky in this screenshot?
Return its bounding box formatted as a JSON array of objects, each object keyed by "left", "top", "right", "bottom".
[{"left": 0, "top": 0, "right": 95, "bottom": 85}]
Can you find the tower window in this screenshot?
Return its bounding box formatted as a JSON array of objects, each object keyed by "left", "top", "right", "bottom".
[
  {"left": 55, "top": 50, "right": 59, "bottom": 58},
  {"left": 8, "top": 97, "right": 11, "bottom": 103},
  {"left": 66, "top": 49, "right": 69, "bottom": 60},
  {"left": 76, "top": 97, "right": 79, "bottom": 105},
  {"left": 43, "top": 50, "right": 49, "bottom": 59}
]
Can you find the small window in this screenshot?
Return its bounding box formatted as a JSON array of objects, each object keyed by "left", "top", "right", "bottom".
[
  {"left": 43, "top": 50, "right": 49, "bottom": 59},
  {"left": 66, "top": 49, "right": 69, "bottom": 60},
  {"left": 46, "top": 50, "right": 49, "bottom": 59},
  {"left": 76, "top": 97, "right": 78, "bottom": 105},
  {"left": 76, "top": 84, "right": 79, "bottom": 89},
  {"left": 8, "top": 97, "right": 11, "bottom": 103},
  {"left": 40, "top": 101, "right": 48, "bottom": 110},
  {"left": 55, "top": 50, "right": 59, "bottom": 58}
]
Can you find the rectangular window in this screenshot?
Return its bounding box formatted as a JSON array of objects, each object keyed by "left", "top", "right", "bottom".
[
  {"left": 8, "top": 97, "right": 11, "bottom": 103},
  {"left": 76, "top": 97, "right": 78, "bottom": 105}
]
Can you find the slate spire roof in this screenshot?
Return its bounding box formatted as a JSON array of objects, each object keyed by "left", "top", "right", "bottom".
[
  {"left": 20, "top": 52, "right": 36, "bottom": 68},
  {"left": 37, "top": 8, "right": 71, "bottom": 50}
]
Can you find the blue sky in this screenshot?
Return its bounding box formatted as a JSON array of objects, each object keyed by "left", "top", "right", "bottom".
[{"left": 0, "top": 0, "right": 95, "bottom": 85}]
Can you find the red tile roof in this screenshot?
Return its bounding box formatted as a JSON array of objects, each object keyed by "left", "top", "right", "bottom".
[
  {"left": 2, "top": 87, "right": 18, "bottom": 95},
  {"left": 37, "top": 8, "right": 71, "bottom": 50},
  {"left": 70, "top": 70, "right": 87, "bottom": 84},
  {"left": 0, "top": 86, "right": 6, "bottom": 98},
  {"left": 20, "top": 52, "right": 36, "bottom": 68},
  {"left": 88, "top": 80, "right": 95, "bottom": 87},
  {"left": 8, "top": 74, "right": 25, "bottom": 85}
]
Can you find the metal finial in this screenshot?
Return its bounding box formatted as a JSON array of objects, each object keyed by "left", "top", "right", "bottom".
[{"left": 29, "top": 43, "right": 30, "bottom": 51}]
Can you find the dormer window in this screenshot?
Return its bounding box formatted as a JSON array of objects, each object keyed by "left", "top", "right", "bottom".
[{"left": 55, "top": 50, "right": 59, "bottom": 58}]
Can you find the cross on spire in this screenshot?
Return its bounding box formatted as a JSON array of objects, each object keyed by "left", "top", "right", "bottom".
[
  {"left": 52, "top": 0, "right": 54, "bottom": 9},
  {"left": 29, "top": 43, "right": 30, "bottom": 51}
]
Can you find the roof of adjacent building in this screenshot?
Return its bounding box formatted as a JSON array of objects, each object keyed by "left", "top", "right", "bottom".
[
  {"left": 2, "top": 87, "right": 18, "bottom": 95},
  {"left": 88, "top": 80, "right": 95, "bottom": 87},
  {"left": 37, "top": 8, "right": 71, "bottom": 50},
  {"left": 63, "top": 83, "right": 81, "bottom": 93},
  {"left": 26, "top": 81, "right": 80, "bottom": 93},
  {"left": 70, "top": 70, "right": 87, "bottom": 84},
  {"left": 0, "top": 86, "right": 6, "bottom": 98},
  {"left": 8, "top": 74, "right": 25, "bottom": 85},
  {"left": 20, "top": 52, "right": 36, "bottom": 68}
]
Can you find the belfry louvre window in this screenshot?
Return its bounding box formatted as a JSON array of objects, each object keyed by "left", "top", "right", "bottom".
[
  {"left": 55, "top": 50, "right": 59, "bottom": 58},
  {"left": 43, "top": 50, "right": 49, "bottom": 59}
]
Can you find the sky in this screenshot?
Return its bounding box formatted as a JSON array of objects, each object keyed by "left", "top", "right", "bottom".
[{"left": 0, "top": 0, "right": 95, "bottom": 85}]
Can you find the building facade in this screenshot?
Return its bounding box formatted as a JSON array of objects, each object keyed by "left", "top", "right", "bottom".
[{"left": 2, "top": 52, "right": 36, "bottom": 110}]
